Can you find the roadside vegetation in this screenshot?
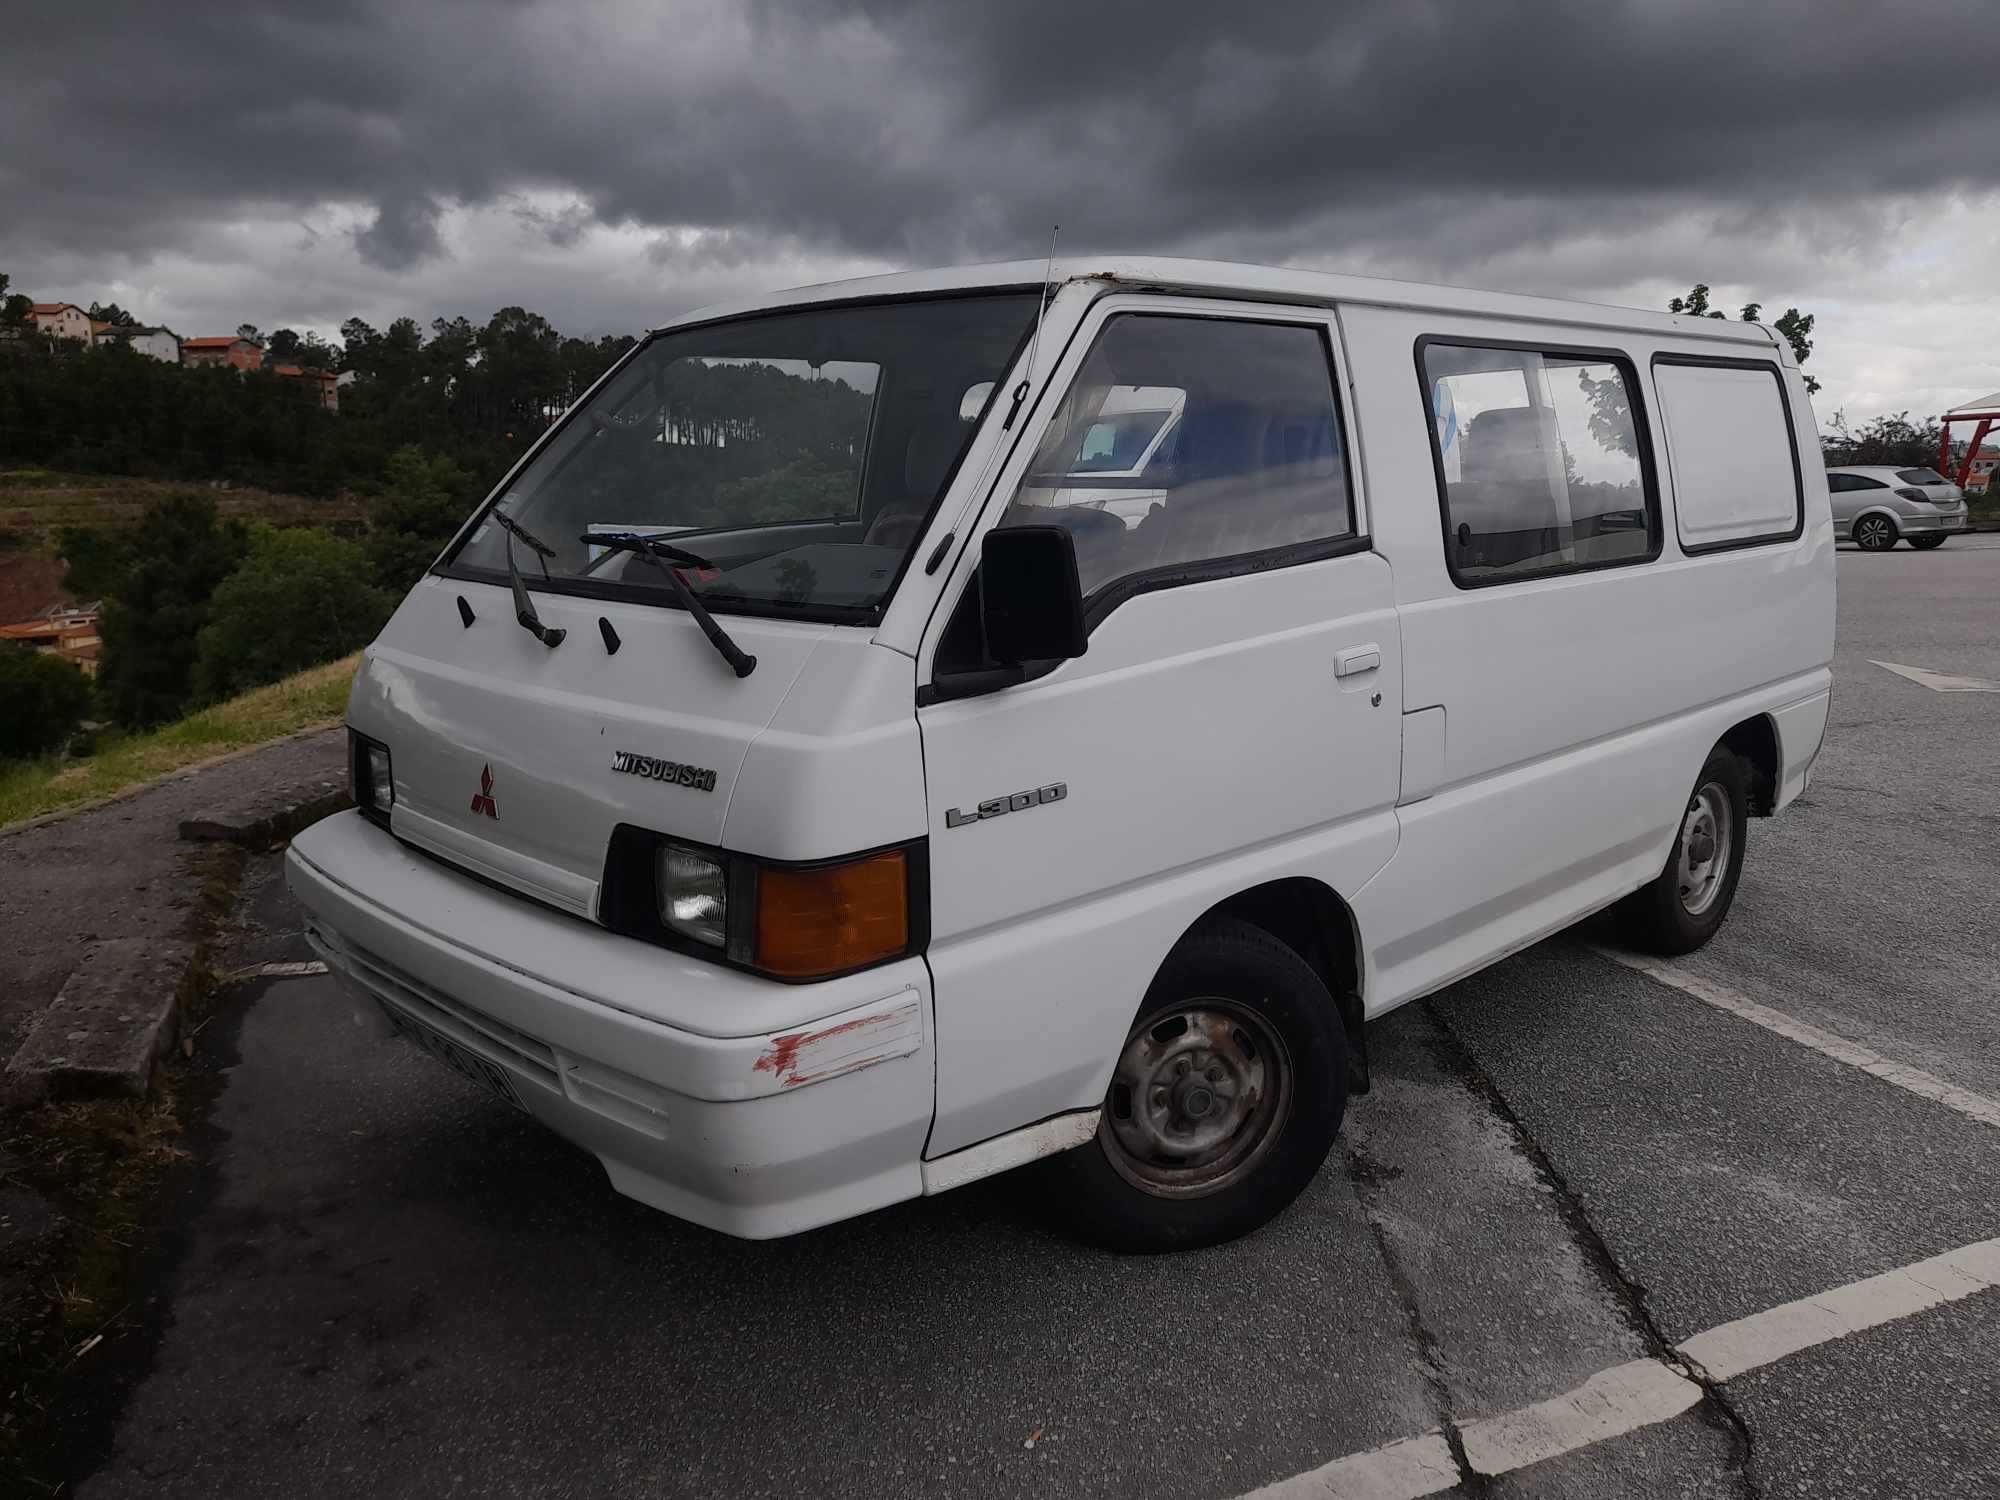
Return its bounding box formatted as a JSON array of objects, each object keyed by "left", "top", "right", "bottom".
[{"left": 0, "top": 653, "right": 357, "bottom": 829}]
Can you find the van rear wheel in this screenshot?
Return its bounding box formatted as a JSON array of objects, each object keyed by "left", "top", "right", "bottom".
[
  {"left": 1616, "top": 745, "right": 1751, "bottom": 955},
  {"left": 1051, "top": 917, "right": 1347, "bottom": 1253}
]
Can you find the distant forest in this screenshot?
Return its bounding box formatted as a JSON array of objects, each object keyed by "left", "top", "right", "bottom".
[{"left": 0, "top": 303, "right": 638, "bottom": 498}]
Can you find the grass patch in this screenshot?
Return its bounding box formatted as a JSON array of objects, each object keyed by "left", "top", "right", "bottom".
[
  {"left": 0, "top": 654, "right": 358, "bottom": 829},
  {"left": 0, "top": 471, "right": 365, "bottom": 550}
]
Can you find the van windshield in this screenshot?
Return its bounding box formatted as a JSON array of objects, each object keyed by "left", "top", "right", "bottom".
[{"left": 447, "top": 293, "right": 1038, "bottom": 620}]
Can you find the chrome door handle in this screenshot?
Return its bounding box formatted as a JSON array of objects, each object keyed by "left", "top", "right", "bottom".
[{"left": 1335, "top": 645, "right": 1382, "bottom": 678}]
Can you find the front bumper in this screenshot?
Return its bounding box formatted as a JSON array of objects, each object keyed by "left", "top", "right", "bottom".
[{"left": 285, "top": 811, "right": 934, "bottom": 1239}]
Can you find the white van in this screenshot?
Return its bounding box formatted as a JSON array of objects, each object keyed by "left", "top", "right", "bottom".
[{"left": 287, "top": 258, "right": 1834, "bottom": 1251}]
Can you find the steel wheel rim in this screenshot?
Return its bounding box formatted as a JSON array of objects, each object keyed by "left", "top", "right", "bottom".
[
  {"left": 1676, "top": 783, "right": 1733, "bottom": 916},
  {"left": 1101, "top": 1000, "right": 1292, "bottom": 1199},
  {"left": 1857, "top": 517, "right": 1891, "bottom": 549}
]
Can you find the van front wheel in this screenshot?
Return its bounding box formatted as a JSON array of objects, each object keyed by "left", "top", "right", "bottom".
[
  {"left": 1052, "top": 918, "right": 1348, "bottom": 1252},
  {"left": 1617, "top": 745, "right": 1751, "bottom": 955}
]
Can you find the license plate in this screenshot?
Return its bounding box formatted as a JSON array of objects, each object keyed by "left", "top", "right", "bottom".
[{"left": 381, "top": 1001, "right": 525, "bottom": 1112}]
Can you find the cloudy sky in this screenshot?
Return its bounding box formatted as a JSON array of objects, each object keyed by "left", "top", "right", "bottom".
[{"left": 5, "top": 0, "right": 1999, "bottom": 423}]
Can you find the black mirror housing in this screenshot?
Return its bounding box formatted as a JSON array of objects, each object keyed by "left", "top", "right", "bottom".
[{"left": 981, "top": 525, "right": 1088, "bottom": 666}]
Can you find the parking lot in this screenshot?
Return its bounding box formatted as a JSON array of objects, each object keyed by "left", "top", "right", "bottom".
[{"left": 71, "top": 539, "right": 2000, "bottom": 1499}]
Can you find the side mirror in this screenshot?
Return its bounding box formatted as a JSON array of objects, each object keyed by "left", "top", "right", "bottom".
[{"left": 981, "top": 525, "right": 1088, "bottom": 666}]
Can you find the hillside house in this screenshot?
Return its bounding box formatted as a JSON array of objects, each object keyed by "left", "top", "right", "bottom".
[
  {"left": 273, "top": 363, "right": 339, "bottom": 412},
  {"left": 95, "top": 325, "right": 183, "bottom": 362},
  {"left": 29, "top": 303, "right": 92, "bottom": 342},
  {"left": 0, "top": 601, "right": 105, "bottom": 676},
  {"left": 182, "top": 336, "right": 264, "bottom": 371}
]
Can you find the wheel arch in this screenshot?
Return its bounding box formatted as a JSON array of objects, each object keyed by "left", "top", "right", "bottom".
[
  {"left": 1719, "top": 713, "right": 1780, "bottom": 817},
  {"left": 1180, "top": 876, "right": 1369, "bottom": 1095}
]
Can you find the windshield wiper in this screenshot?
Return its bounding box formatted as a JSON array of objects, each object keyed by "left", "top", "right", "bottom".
[
  {"left": 584, "top": 531, "right": 756, "bottom": 679},
  {"left": 492, "top": 511, "right": 566, "bottom": 648}
]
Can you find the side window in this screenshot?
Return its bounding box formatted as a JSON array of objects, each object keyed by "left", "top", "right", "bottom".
[
  {"left": 1421, "top": 341, "right": 1656, "bottom": 584},
  {"left": 1651, "top": 357, "right": 1803, "bottom": 552},
  {"left": 999, "top": 314, "right": 1355, "bottom": 600}
]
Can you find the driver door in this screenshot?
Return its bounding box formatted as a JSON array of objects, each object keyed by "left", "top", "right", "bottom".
[{"left": 915, "top": 295, "right": 1404, "bottom": 1159}]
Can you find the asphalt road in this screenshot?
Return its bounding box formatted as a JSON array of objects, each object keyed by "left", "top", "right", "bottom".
[{"left": 68, "top": 539, "right": 2000, "bottom": 1499}]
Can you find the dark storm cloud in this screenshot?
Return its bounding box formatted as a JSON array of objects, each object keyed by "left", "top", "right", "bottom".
[
  {"left": 5, "top": 0, "right": 1999, "bottom": 275},
  {"left": 353, "top": 193, "right": 446, "bottom": 269}
]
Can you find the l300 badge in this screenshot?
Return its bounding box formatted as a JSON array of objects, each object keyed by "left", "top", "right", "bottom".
[
  {"left": 611, "top": 751, "right": 718, "bottom": 792},
  {"left": 945, "top": 782, "right": 1067, "bottom": 828}
]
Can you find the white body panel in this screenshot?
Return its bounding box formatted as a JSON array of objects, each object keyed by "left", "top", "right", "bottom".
[{"left": 286, "top": 255, "right": 1835, "bottom": 1239}]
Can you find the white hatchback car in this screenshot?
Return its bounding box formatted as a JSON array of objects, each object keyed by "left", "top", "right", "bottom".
[{"left": 1825, "top": 465, "right": 1967, "bottom": 550}]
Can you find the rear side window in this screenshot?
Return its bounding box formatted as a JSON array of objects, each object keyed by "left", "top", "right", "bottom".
[
  {"left": 1420, "top": 341, "right": 1658, "bottom": 585},
  {"left": 1651, "top": 357, "right": 1804, "bottom": 552}
]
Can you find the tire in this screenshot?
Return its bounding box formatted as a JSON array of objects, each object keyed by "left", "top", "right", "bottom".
[
  {"left": 1853, "top": 513, "right": 1898, "bottom": 550},
  {"left": 1908, "top": 534, "right": 1948, "bottom": 550},
  {"left": 1617, "top": 745, "right": 1751, "bottom": 955},
  {"left": 1050, "top": 917, "right": 1348, "bottom": 1253}
]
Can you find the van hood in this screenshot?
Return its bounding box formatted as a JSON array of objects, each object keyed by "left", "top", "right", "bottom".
[{"left": 350, "top": 577, "right": 843, "bottom": 920}]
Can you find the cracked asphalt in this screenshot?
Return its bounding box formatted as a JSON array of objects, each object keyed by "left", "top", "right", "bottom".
[{"left": 64, "top": 539, "right": 2000, "bottom": 1498}]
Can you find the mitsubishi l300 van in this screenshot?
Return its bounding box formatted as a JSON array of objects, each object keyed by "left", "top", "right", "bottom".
[{"left": 288, "top": 258, "right": 1835, "bottom": 1251}]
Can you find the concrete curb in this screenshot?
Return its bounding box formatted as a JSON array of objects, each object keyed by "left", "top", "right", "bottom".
[
  {"left": 4, "top": 939, "right": 193, "bottom": 1106},
  {"left": 0, "top": 722, "right": 343, "bottom": 841},
  {"left": 5, "top": 777, "right": 351, "bottom": 1106},
  {"left": 179, "top": 774, "right": 351, "bottom": 850}
]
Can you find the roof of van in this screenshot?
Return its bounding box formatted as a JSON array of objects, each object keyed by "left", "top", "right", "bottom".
[{"left": 656, "top": 256, "right": 1786, "bottom": 354}]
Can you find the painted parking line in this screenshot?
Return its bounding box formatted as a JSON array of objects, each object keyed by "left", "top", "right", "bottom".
[
  {"left": 1590, "top": 946, "right": 2000, "bottom": 1130},
  {"left": 1242, "top": 1236, "right": 2000, "bottom": 1498},
  {"left": 1870, "top": 659, "right": 2000, "bottom": 693}
]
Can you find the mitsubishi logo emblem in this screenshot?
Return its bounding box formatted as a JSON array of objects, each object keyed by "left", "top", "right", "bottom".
[{"left": 470, "top": 763, "right": 498, "bottom": 819}]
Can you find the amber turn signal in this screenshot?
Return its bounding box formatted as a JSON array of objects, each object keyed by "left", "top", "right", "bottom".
[{"left": 753, "top": 850, "right": 910, "bottom": 979}]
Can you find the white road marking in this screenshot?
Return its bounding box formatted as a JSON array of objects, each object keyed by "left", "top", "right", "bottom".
[
  {"left": 1683, "top": 1238, "right": 2000, "bottom": 1381},
  {"left": 1239, "top": 1236, "right": 2000, "bottom": 1498},
  {"left": 1591, "top": 946, "right": 2000, "bottom": 1130},
  {"left": 1458, "top": 1357, "right": 1701, "bottom": 1476},
  {"left": 1870, "top": 659, "right": 2000, "bottom": 693}
]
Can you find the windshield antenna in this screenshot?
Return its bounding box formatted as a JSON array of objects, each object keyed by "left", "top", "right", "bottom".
[
  {"left": 1027, "top": 224, "right": 1059, "bottom": 381},
  {"left": 1004, "top": 224, "right": 1059, "bottom": 430}
]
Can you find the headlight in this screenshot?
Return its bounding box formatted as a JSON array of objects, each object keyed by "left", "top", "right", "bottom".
[
  {"left": 601, "top": 827, "right": 925, "bottom": 981},
  {"left": 657, "top": 842, "right": 727, "bottom": 948},
  {"left": 349, "top": 730, "right": 394, "bottom": 827}
]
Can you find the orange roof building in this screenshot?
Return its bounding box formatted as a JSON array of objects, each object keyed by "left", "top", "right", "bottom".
[{"left": 182, "top": 335, "right": 264, "bottom": 371}]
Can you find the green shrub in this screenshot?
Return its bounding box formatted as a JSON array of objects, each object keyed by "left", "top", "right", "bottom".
[
  {"left": 192, "top": 527, "right": 392, "bottom": 702},
  {"left": 0, "top": 648, "right": 92, "bottom": 758}
]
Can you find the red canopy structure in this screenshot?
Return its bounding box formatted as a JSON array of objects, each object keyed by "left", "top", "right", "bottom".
[{"left": 1941, "top": 391, "right": 2000, "bottom": 487}]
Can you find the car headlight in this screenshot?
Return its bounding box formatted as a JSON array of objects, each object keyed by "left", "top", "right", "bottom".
[
  {"left": 657, "top": 842, "right": 728, "bottom": 948},
  {"left": 349, "top": 729, "right": 394, "bottom": 827},
  {"left": 602, "top": 827, "right": 925, "bottom": 981}
]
